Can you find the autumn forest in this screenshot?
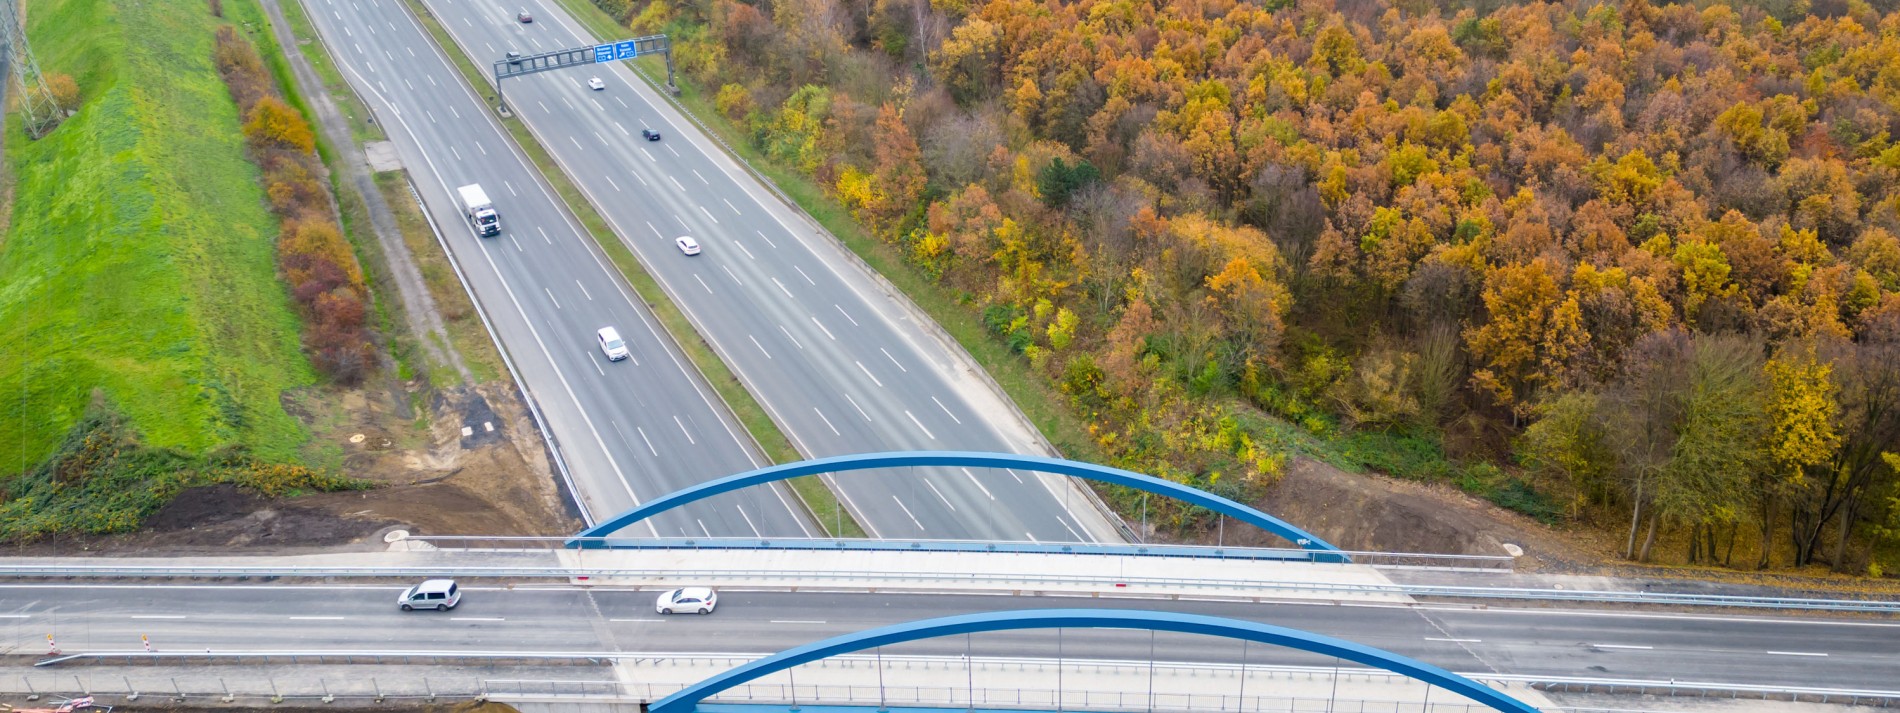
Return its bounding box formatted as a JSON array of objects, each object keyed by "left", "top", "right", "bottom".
[{"left": 597, "top": 0, "right": 1900, "bottom": 574}]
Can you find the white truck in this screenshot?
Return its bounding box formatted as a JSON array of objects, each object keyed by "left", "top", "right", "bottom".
[{"left": 456, "top": 183, "right": 500, "bottom": 237}]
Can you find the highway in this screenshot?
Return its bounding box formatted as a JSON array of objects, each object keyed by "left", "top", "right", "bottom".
[
  {"left": 7, "top": 585, "right": 1894, "bottom": 690},
  {"left": 298, "top": 0, "right": 812, "bottom": 537},
  {"left": 397, "top": 0, "right": 1121, "bottom": 543}
]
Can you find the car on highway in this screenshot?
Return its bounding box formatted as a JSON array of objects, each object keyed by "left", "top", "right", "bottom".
[
  {"left": 597, "top": 326, "right": 630, "bottom": 361},
  {"left": 398, "top": 579, "right": 461, "bottom": 611},
  {"left": 675, "top": 236, "right": 701, "bottom": 256},
  {"left": 641, "top": 128, "right": 661, "bottom": 141},
  {"left": 517, "top": 10, "right": 533, "bottom": 22},
  {"left": 587, "top": 76, "right": 605, "bottom": 91},
  {"left": 506, "top": 51, "right": 522, "bottom": 65},
  {"left": 655, "top": 587, "right": 717, "bottom": 614}
]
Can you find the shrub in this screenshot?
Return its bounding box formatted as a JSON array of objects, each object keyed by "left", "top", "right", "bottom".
[
  {"left": 715, "top": 83, "right": 754, "bottom": 121},
  {"left": 244, "top": 96, "right": 317, "bottom": 154},
  {"left": 46, "top": 73, "right": 82, "bottom": 113}
]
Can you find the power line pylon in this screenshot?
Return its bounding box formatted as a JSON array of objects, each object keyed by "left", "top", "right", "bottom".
[{"left": 0, "top": 0, "right": 63, "bottom": 138}]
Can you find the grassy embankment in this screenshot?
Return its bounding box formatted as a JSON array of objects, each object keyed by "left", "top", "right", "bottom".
[
  {"left": 0, "top": 0, "right": 360, "bottom": 540},
  {"left": 400, "top": 0, "right": 864, "bottom": 537}
]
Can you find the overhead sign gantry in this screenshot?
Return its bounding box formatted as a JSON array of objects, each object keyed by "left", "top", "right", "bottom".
[{"left": 491, "top": 34, "right": 676, "bottom": 114}]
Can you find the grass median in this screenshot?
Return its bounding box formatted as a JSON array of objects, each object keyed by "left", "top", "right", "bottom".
[{"left": 401, "top": 0, "right": 865, "bottom": 538}]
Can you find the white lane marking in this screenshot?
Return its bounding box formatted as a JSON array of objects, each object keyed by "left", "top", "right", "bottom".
[
  {"left": 733, "top": 241, "right": 755, "bottom": 260},
  {"left": 793, "top": 265, "right": 814, "bottom": 285},
  {"left": 636, "top": 427, "right": 658, "bottom": 456},
  {"left": 673, "top": 415, "right": 697, "bottom": 445},
  {"left": 345, "top": 26, "right": 353, "bottom": 37},
  {"left": 130, "top": 615, "right": 186, "bottom": 619},
  {"left": 810, "top": 316, "right": 836, "bottom": 341},
  {"left": 845, "top": 393, "right": 872, "bottom": 421},
  {"left": 722, "top": 264, "right": 744, "bottom": 286},
  {"left": 693, "top": 169, "right": 709, "bottom": 184},
  {"left": 611, "top": 618, "right": 665, "bottom": 622},
  {"left": 892, "top": 496, "right": 925, "bottom": 531},
  {"left": 771, "top": 277, "right": 794, "bottom": 299},
  {"left": 537, "top": 226, "right": 552, "bottom": 244},
  {"left": 614, "top": 121, "right": 629, "bottom": 136},
  {"left": 569, "top": 136, "right": 583, "bottom": 150},
  {"left": 854, "top": 361, "right": 884, "bottom": 387},
  {"left": 674, "top": 214, "right": 691, "bottom": 231},
  {"left": 931, "top": 396, "right": 961, "bottom": 424},
  {"left": 697, "top": 520, "right": 711, "bottom": 537},
  {"left": 463, "top": 16, "right": 471, "bottom": 26},
  {"left": 699, "top": 204, "right": 720, "bottom": 224},
  {"left": 724, "top": 198, "right": 741, "bottom": 215},
  {"left": 905, "top": 410, "right": 936, "bottom": 440},
  {"left": 1766, "top": 651, "right": 1829, "bottom": 657},
  {"left": 607, "top": 175, "right": 621, "bottom": 192},
  {"left": 737, "top": 504, "right": 762, "bottom": 537},
  {"left": 646, "top": 221, "right": 665, "bottom": 239},
  {"left": 450, "top": 145, "right": 462, "bottom": 161},
  {"left": 378, "top": 80, "right": 387, "bottom": 93},
  {"left": 665, "top": 143, "right": 679, "bottom": 157},
  {"left": 771, "top": 620, "right": 827, "bottom": 624},
  {"left": 925, "top": 479, "right": 957, "bottom": 511},
  {"left": 835, "top": 305, "right": 859, "bottom": 326},
  {"left": 778, "top": 324, "right": 803, "bottom": 350},
  {"left": 510, "top": 235, "right": 523, "bottom": 252},
  {"left": 755, "top": 230, "right": 777, "bottom": 248},
  {"left": 881, "top": 347, "right": 907, "bottom": 372},
  {"left": 543, "top": 287, "right": 561, "bottom": 310},
  {"left": 505, "top": 181, "right": 518, "bottom": 196},
  {"left": 1025, "top": 531, "right": 1039, "bottom": 543},
  {"left": 404, "top": 78, "right": 413, "bottom": 90},
  {"left": 595, "top": 130, "right": 608, "bottom": 145},
  {"left": 426, "top": 75, "right": 436, "bottom": 86},
  {"left": 449, "top": 105, "right": 459, "bottom": 119},
  {"left": 960, "top": 468, "right": 995, "bottom": 500},
  {"left": 694, "top": 274, "right": 713, "bottom": 293},
  {"left": 576, "top": 280, "right": 593, "bottom": 301},
  {"left": 537, "top": 101, "right": 549, "bottom": 114},
  {"left": 641, "top": 147, "right": 655, "bottom": 161},
  {"left": 562, "top": 96, "right": 575, "bottom": 110},
  {"left": 1057, "top": 516, "right": 1083, "bottom": 541},
  {"left": 1594, "top": 644, "right": 1653, "bottom": 650},
  {"left": 427, "top": 110, "right": 437, "bottom": 124},
  {"left": 814, "top": 407, "right": 840, "bottom": 435},
  {"left": 289, "top": 616, "right": 346, "bottom": 620},
  {"left": 1425, "top": 637, "right": 1482, "bottom": 643},
  {"left": 748, "top": 334, "right": 772, "bottom": 359},
  {"left": 669, "top": 175, "right": 685, "bottom": 191},
  {"left": 615, "top": 96, "right": 628, "bottom": 108},
  {"left": 0, "top": 614, "right": 29, "bottom": 619},
  {"left": 590, "top": 355, "right": 604, "bottom": 376},
  {"left": 631, "top": 172, "right": 647, "bottom": 186},
  {"left": 1006, "top": 468, "right": 1025, "bottom": 483},
  {"left": 477, "top": 142, "right": 487, "bottom": 155},
  {"left": 451, "top": 617, "right": 504, "bottom": 622}
]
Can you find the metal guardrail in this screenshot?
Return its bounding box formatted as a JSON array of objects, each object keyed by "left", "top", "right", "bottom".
[
  {"left": 403, "top": 535, "right": 1516, "bottom": 569},
  {"left": 2, "top": 563, "right": 1896, "bottom": 613},
  {"left": 37, "top": 650, "right": 1900, "bottom": 708}
]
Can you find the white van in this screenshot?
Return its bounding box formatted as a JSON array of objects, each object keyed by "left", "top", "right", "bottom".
[
  {"left": 397, "top": 579, "right": 461, "bottom": 611},
  {"left": 597, "top": 326, "right": 630, "bottom": 361}
]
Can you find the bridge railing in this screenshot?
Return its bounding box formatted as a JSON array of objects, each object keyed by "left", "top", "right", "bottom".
[{"left": 400, "top": 535, "right": 1516, "bottom": 570}]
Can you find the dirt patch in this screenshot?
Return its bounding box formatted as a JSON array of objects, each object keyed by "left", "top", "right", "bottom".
[{"left": 1161, "top": 456, "right": 1612, "bottom": 571}]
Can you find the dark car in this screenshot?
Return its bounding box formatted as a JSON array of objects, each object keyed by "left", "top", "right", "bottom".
[
  {"left": 641, "top": 128, "right": 661, "bottom": 141},
  {"left": 506, "top": 51, "right": 522, "bottom": 64},
  {"left": 516, "top": 10, "right": 533, "bottom": 22}
]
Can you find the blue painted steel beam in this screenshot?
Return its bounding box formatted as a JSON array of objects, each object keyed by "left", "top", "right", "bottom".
[
  {"left": 650, "top": 609, "right": 1542, "bottom": 713},
  {"left": 569, "top": 451, "right": 1341, "bottom": 553}
]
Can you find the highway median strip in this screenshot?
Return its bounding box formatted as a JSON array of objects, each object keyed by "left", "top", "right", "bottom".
[{"left": 396, "top": 0, "right": 864, "bottom": 538}]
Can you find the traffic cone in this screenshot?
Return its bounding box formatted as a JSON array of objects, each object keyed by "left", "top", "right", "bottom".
[{"left": 46, "top": 633, "right": 59, "bottom": 655}]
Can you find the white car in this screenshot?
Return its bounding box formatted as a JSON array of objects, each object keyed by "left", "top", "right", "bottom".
[
  {"left": 597, "top": 326, "right": 630, "bottom": 361},
  {"left": 675, "top": 236, "right": 701, "bottom": 256},
  {"left": 398, "top": 579, "right": 461, "bottom": 611},
  {"left": 587, "top": 76, "right": 605, "bottom": 91},
  {"left": 655, "top": 587, "right": 717, "bottom": 614}
]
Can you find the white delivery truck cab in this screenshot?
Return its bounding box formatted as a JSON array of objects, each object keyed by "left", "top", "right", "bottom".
[{"left": 457, "top": 183, "right": 500, "bottom": 237}]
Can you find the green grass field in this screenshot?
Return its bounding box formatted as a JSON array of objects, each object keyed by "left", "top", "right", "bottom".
[{"left": 1, "top": 0, "right": 314, "bottom": 477}]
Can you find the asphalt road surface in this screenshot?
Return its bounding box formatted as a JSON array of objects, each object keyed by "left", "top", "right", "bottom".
[
  {"left": 400, "top": 0, "right": 1122, "bottom": 543},
  {"left": 8, "top": 585, "right": 1894, "bottom": 690},
  {"left": 298, "top": 0, "right": 813, "bottom": 537}
]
